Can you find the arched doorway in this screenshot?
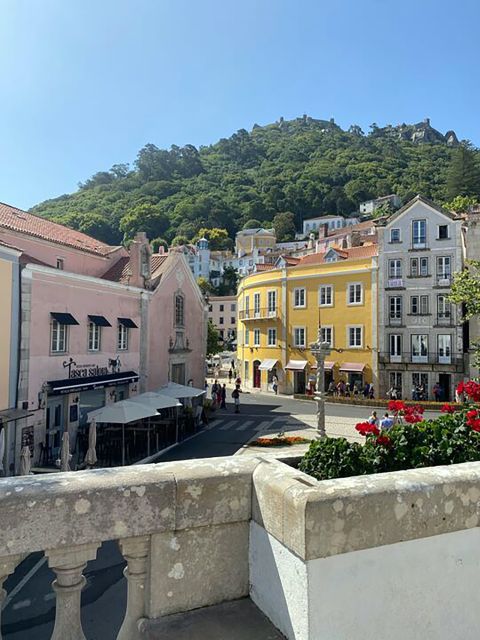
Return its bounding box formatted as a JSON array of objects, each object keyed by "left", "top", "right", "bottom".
[{"left": 253, "top": 360, "right": 261, "bottom": 388}]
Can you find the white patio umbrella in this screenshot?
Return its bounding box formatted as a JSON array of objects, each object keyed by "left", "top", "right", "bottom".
[
  {"left": 130, "top": 392, "right": 182, "bottom": 410},
  {"left": 87, "top": 400, "right": 159, "bottom": 424},
  {"left": 0, "top": 427, "right": 5, "bottom": 475},
  {"left": 19, "top": 445, "right": 31, "bottom": 475},
  {"left": 60, "top": 432, "right": 71, "bottom": 472},
  {"left": 157, "top": 382, "right": 206, "bottom": 399},
  {"left": 88, "top": 400, "right": 160, "bottom": 466},
  {"left": 84, "top": 419, "right": 97, "bottom": 467}
]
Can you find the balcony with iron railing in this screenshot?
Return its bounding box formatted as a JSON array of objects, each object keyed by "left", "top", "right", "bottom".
[
  {"left": 379, "top": 351, "right": 465, "bottom": 366},
  {"left": 239, "top": 308, "right": 280, "bottom": 321},
  {"left": 435, "top": 274, "right": 452, "bottom": 287}
]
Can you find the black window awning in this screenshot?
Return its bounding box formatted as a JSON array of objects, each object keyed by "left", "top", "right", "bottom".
[
  {"left": 51, "top": 312, "right": 79, "bottom": 325},
  {"left": 118, "top": 318, "right": 138, "bottom": 328},
  {"left": 47, "top": 371, "right": 139, "bottom": 395},
  {"left": 88, "top": 315, "right": 112, "bottom": 327}
]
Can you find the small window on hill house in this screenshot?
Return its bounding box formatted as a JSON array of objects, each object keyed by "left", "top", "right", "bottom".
[
  {"left": 438, "top": 225, "right": 449, "bottom": 240},
  {"left": 390, "top": 229, "right": 400, "bottom": 243},
  {"left": 56, "top": 258, "right": 64, "bottom": 270}
]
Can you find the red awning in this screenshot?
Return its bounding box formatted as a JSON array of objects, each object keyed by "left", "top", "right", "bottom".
[
  {"left": 339, "top": 362, "right": 365, "bottom": 373},
  {"left": 310, "top": 361, "right": 335, "bottom": 371}
]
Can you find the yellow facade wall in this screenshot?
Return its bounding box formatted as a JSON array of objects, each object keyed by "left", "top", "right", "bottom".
[
  {"left": 0, "top": 257, "right": 13, "bottom": 410},
  {"left": 237, "top": 257, "right": 378, "bottom": 394}
]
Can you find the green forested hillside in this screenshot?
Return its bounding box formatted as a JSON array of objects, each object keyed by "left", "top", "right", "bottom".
[{"left": 31, "top": 116, "right": 480, "bottom": 246}]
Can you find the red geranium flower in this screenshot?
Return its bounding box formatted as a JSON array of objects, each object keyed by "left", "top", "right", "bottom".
[
  {"left": 441, "top": 403, "right": 456, "bottom": 414},
  {"left": 388, "top": 400, "right": 406, "bottom": 412},
  {"left": 355, "top": 422, "right": 379, "bottom": 436},
  {"left": 376, "top": 435, "right": 391, "bottom": 446},
  {"left": 470, "top": 419, "right": 480, "bottom": 432}
]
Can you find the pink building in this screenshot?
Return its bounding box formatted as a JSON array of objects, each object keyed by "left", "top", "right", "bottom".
[{"left": 0, "top": 204, "right": 206, "bottom": 473}]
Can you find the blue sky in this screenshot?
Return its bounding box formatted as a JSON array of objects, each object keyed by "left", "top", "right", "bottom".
[{"left": 0, "top": 0, "right": 479, "bottom": 209}]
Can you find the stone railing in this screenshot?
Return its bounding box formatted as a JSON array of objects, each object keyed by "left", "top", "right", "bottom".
[{"left": 2, "top": 456, "right": 480, "bottom": 639}]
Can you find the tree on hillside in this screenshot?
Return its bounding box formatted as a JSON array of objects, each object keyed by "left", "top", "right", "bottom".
[
  {"left": 120, "top": 203, "right": 169, "bottom": 241},
  {"left": 194, "top": 228, "right": 232, "bottom": 251},
  {"left": 216, "top": 266, "right": 239, "bottom": 296},
  {"left": 242, "top": 218, "right": 263, "bottom": 230},
  {"left": 443, "top": 195, "right": 479, "bottom": 213},
  {"left": 171, "top": 235, "right": 189, "bottom": 246},
  {"left": 450, "top": 260, "right": 480, "bottom": 367},
  {"left": 272, "top": 212, "right": 296, "bottom": 241},
  {"left": 197, "top": 277, "right": 213, "bottom": 296},
  {"left": 207, "top": 320, "right": 222, "bottom": 356},
  {"left": 151, "top": 237, "right": 168, "bottom": 253},
  {"left": 446, "top": 145, "right": 480, "bottom": 200}
]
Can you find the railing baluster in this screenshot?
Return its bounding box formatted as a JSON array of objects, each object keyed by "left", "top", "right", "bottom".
[
  {"left": 117, "top": 535, "right": 150, "bottom": 640},
  {"left": 46, "top": 543, "right": 99, "bottom": 640},
  {"left": 0, "top": 555, "right": 23, "bottom": 640}
]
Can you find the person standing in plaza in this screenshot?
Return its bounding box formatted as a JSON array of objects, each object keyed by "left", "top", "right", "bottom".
[
  {"left": 272, "top": 375, "right": 278, "bottom": 395},
  {"left": 232, "top": 384, "right": 241, "bottom": 413},
  {"left": 220, "top": 383, "right": 227, "bottom": 409}
]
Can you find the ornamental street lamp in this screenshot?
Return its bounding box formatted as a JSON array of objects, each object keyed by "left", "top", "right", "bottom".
[{"left": 310, "top": 326, "right": 331, "bottom": 438}]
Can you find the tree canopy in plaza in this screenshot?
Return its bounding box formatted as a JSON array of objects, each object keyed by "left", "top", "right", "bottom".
[{"left": 31, "top": 116, "right": 480, "bottom": 246}]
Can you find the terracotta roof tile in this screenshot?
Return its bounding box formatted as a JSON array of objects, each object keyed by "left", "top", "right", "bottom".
[
  {"left": 296, "top": 244, "right": 378, "bottom": 266},
  {"left": 0, "top": 202, "right": 118, "bottom": 256},
  {"left": 254, "top": 263, "right": 275, "bottom": 272},
  {"left": 101, "top": 253, "right": 169, "bottom": 284}
]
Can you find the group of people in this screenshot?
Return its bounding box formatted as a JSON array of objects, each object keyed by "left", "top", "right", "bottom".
[
  {"left": 209, "top": 378, "right": 242, "bottom": 413},
  {"left": 388, "top": 382, "right": 444, "bottom": 402},
  {"left": 367, "top": 410, "right": 394, "bottom": 430},
  {"left": 328, "top": 380, "right": 375, "bottom": 399}
]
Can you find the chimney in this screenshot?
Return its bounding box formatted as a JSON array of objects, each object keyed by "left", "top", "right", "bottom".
[
  {"left": 129, "top": 232, "right": 151, "bottom": 288},
  {"left": 350, "top": 231, "right": 362, "bottom": 247},
  {"left": 318, "top": 223, "right": 329, "bottom": 240}
]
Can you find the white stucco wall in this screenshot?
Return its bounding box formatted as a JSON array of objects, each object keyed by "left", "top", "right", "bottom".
[
  {"left": 250, "top": 520, "right": 480, "bottom": 640},
  {"left": 249, "top": 521, "right": 309, "bottom": 640}
]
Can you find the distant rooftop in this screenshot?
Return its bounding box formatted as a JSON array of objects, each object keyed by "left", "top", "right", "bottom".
[
  {"left": 0, "top": 202, "right": 120, "bottom": 256},
  {"left": 237, "top": 228, "right": 276, "bottom": 236}
]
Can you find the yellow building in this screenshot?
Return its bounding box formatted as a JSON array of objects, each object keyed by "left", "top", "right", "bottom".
[
  {"left": 0, "top": 242, "right": 22, "bottom": 475},
  {"left": 237, "top": 245, "right": 378, "bottom": 395},
  {"left": 235, "top": 228, "right": 276, "bottom": 256}
]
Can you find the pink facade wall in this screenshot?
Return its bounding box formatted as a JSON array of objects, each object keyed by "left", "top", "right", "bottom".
[
  {"left": 0, "top": 228, "right": 126, "bottom": 277},
  {"left": 25, "top": 270, "right": 142, "bottom": 406},
  {"left": 147, "top": 256, "right": 207, "bottom": 391}
]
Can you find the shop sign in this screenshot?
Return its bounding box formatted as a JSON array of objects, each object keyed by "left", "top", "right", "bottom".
[{"left": 63, "top": 357, "right": 121, "bottom": 379}]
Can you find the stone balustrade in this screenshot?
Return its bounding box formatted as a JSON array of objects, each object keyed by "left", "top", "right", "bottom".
[{"left": 1, "top": 456, "right": 480, "bottom": 639}]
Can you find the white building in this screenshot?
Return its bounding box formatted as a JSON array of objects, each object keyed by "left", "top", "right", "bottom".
[
  {"left": 299, "top": 215, "right": 359, "bottom": 239},
  {"left": 377, "top": 195, "right": 466, "bottom": 401},
  {"left": 175, "top": 238, "right": 211, "bottom": 281},
  {"left": 359, "top": 194, "right": 402, "bottom": 215}
]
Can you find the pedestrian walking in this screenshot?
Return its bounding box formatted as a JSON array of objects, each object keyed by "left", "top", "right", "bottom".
[
  {"left": 211, "top": 379, "right": 219, "bottom": 407},
  {"left": 369, "top": 385, "right": 375, "bottom": 400},
  {"left": 433, "top": 382, "right": 441, "bottom": 402},
  {"left": 220, "top": 384, "right": 227, "bottom": 409},
  {"left": 272, "top": 375, "right": 278, "bottom": 395},
  {"left": 228, "top": 369, "right": 233, "bottom": 383},
  {"left": 232, "top": 385, "right": 241, "bottom": 413}
]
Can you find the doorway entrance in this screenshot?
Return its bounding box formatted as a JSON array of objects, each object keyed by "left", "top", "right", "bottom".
[
  {"left": 438, "top": 373, "right": 451, "bottom": 402},
  {"left": 253, "top": 360, "right": 261, "bottom": 388},
  {"left": 293, "top": 370, "right": 306, "bottom": 394}
]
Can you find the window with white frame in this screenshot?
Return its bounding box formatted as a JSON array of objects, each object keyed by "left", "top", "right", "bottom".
[
  {"left": 420, "top": 257, "right": 429, "bottom": 276},
  {"left": 319, "top": 285, "right": 333, "bottom": 306},
  {"left": 245, "top": 328, "right": 250, "bottom": 346},
  {"left": 321, "top": 326, "right": 333, "bottom": 346},
  {"left": 293, "top": 327, "right": 306, "bottom": 347},
  {"left": 244, "top": 295, "right": 250, "bottom": 318},
  {"left": 410, "top": 295, "right": 429, "bottom": 315},
  {"left": 267, "top": 327, "right": 277, "bottom": 346},
  {"left": 88, "top": 322, "right": 101, "bottom": 351},
  {"left": 118, "top": 323, "right": 129, "bottom": 350},
  {"left": 253, "top": 328, "right": 260, "bottom": 346},
  {"left": 437, "top": 294, "right": 451, "bottom": 319},
  {"left": 348, "top": 326, "right": 363, "bottom": 348},
  {"left": 411, "top": 334, "right": 428, "bottom": 361},
  {"left": 51, "top": 320, "right": 67, "bottom": 353},
  {"left": 438, "top": 224, "right": 449, "bottom": 240},
  {"left": 412, "top": 219, "right": 427, "bottom": 247},
  {"left": 437, "top": 256, "right": 451, "bottom": 279},
  {"left": 389, "top": 334, "right": 402, "bottom": 357},
  {"left": 388, "top": 259, "right": 402, "bottom": 278},
  {"left": 347, "top": 283, "right": 363, "bottom": 305},
  {"left": 293, "top": 288, "right": 306, "bottom": 308},
  {"left": 175, "top": 293, "right": 185, "bottom": 327},
  {"left": 410, "top": 258, "right": 419, "bottom": 277},
  {"left": 389, "top": 296, "right": 402, "bottom": 319},
  {"left": 267, "top": 290, "right": 277, "bottom": 314},
  {"left": 390, "top": 228, "right": 401, "bottom": 243},
  {"left": 253, "top": 293, "right": 261, "bottom": 317},
  {"left": 438, "top": 334, "right": 451, "bottom": 363}
]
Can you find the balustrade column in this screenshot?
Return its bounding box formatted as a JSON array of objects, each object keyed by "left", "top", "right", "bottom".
[
  {"left": 117, "top": 535, "right": 150, "bottom": 640},
  {"left": 0, "top": 554, "right": 23, "bottom": 640},
  {"left": 46, "top": 542, "right": 99, "bottom": 640}
]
